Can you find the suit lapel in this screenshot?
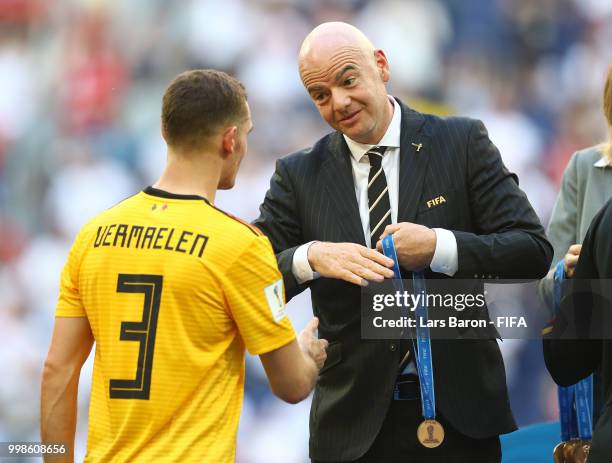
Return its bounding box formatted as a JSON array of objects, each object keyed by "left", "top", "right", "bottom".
[
  {"left": 321, "top": 133, "right": 366, "bottom": 245},
  {"left": 397, "top": 102, "right": 430, "bottom": 223}
]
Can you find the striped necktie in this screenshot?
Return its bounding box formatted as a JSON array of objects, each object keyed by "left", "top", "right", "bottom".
[
  {"left": 367, "top": 146, "right": 391, "bottom": 245},
  {"left": 367, "top": 146, "right": 411, "bottom": 366}
]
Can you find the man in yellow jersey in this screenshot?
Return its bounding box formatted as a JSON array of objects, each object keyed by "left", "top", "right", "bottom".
[{"left": 40, "top": 69, "right": 328, "bottom": 463}]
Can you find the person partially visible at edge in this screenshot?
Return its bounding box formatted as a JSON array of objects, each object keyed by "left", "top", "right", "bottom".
[
  {"left": 538, "top": 63, "right": 612, "bottom": 424},
  {"left": 40, "top": 69, "right": 328, "bottom": 463},
  {"left": 543, "top": 196, "right": 612, "bottom": 463},
  {"left": 253, "top": 22, "right": 552, "bottom": 463}
]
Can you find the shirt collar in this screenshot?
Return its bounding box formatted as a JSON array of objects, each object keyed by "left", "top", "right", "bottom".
[
  {"left": 594, "top": 156, "right": 612, "bottom": 168},
  {"left": 343, "top": 96, "right": 402, "bottom": 163}
]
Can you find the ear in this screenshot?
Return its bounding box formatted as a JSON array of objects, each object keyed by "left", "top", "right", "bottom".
[
  {"left": 221, "top": 126, "right": 238, "bottom": 158},
  {"left": 373, "top": 49, "right": 390, "bottom": 83}
]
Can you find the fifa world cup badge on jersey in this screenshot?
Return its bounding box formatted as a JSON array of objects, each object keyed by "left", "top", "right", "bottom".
[{"left": 264, "top": 278, "right": 286, "bottom": 322}]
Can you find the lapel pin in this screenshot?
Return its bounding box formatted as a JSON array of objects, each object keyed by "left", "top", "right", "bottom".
[{"left": 411, "top": 142, "right": 423, "bottom": 152}]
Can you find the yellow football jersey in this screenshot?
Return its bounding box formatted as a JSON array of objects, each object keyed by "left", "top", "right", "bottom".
[{"left": 55, "top": 187, "right": 295, "bottom": 462}]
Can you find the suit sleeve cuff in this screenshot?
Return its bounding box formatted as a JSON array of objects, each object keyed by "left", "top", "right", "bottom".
[
  {"left": 430, "top": 228, "right": 458, "bottom": 276},
  {"left": 292, "top": 241, "right": 320, "bottom": 284}
]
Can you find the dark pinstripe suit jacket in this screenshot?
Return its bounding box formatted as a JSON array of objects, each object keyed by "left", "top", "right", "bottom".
[
  {"left": 543, "top": 199, "right": 612, "bottom": 463},
  {"left": 253, "top": 100, "right": 553, "bottom": 461}
]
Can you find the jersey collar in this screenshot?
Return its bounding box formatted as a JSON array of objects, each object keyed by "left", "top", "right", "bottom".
[{"left": 143, "top": 186, "right": 211, "bottom": 204}]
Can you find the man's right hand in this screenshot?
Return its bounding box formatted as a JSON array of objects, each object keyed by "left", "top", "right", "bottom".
[
  {"left": 298, "top": 317, "right": 328, "bottom": 370},
  {"left": 307, "top": 241, "right": 395, "bottom": 286},
  {"left": 260, "top": 317, "right": 328, "bottom": 403},
  {"left": 563, "top": 244, "right": 582, "bottom": 278}
]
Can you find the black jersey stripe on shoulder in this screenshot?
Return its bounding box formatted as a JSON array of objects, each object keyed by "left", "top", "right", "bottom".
[{"left": 143, "top": 186, "right": 211, "bottom": 204}]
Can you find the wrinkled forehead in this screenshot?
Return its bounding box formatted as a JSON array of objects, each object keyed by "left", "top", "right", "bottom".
[{"left": 299, "top": 45, "right": 369, "bottom": 89}]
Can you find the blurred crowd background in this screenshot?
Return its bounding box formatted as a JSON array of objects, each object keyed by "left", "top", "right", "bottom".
[{"left": 1, "top": 0, "right": 611, "bottom": 461}]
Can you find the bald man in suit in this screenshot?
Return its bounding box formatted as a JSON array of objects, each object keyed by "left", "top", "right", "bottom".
[{"left": 254, "top": 22, "right": 552, "bottom": 462}]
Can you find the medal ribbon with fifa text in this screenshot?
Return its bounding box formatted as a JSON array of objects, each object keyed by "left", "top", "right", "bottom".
[
  {"left": 381, "top": 235, "right": 444, "bottom": 448},
  {"left": 552, "top": 260, "right": 593, "bottom": 463}
]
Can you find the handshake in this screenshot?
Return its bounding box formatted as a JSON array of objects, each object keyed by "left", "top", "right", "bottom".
[
  {"left": 261, "top": 317, "right": 328, "bottom": 404},
  {"left": 298, "top": 317, "right": 329, "bottom": 370}
]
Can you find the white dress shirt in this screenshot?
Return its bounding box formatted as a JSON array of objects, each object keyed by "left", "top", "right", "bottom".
[
  {"left": 292, "top": 97, "right": 458, "bottom": 283},
  {"left": 594, "top": 156, "right": 612, "bottom": 168}
]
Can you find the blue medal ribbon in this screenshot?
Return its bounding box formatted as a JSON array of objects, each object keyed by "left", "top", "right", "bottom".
[
  {"left": 558, "top": 385, "right": 577, "bottom": 441},
  {"left": 575, "top": 375, "right": 593, "bottom": 440},
  {"left": 382, "top": 234, "right": 403, "bottom": 290},
  {"left": 552, "top": 259, "right": 593, "bottom": 441},
  {"left": 553, "top": 259, "right": 564, "bottom": 316},
  {"left": 381, "top": 235, "right": 436, "bottom": 420}
]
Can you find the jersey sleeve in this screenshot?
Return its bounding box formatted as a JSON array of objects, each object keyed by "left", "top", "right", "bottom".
[
  {"left": 55, "top": 228, "right": 88, "bottom": 317},
  {"left": 223, "top": 235, "right": 296, "bottom": 355}
]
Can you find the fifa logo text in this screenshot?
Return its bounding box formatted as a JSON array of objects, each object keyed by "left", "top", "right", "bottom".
[{"left": 427, "top": 196, "right": 446, "bottom": 208}]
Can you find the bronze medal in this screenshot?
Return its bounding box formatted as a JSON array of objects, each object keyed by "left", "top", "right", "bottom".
[
  {"left": 553, "top": 442, "right": 566, "bottom": 463},
  {"left": 417, "top": 419, "right": 445, "bottom": 448},
  {"left": 563, "top": 440, "right": 580, "bottom": 462},
  {"left": 572, "top": 441, "right": 590, "bottom": 463}
]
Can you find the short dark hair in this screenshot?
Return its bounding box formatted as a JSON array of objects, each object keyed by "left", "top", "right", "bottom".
[{"left": 161, "top": 69, "right": 248, "bottom": 150}]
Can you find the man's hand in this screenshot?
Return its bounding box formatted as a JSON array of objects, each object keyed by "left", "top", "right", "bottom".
[
  {"left": 260, "top": 317, "right": 328, "bottom": 403},
  {"left": 307, "top": 242, "right": 395, "bottom": 286},
  {"left": 375, "top": 223, "right": 436, "bottom": 270},
  {"left": 563, "top": 244, "right": 582, "bottom": 278},
  {"left": 298, "top": 317, "right": 328, "bottom": 370}
]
